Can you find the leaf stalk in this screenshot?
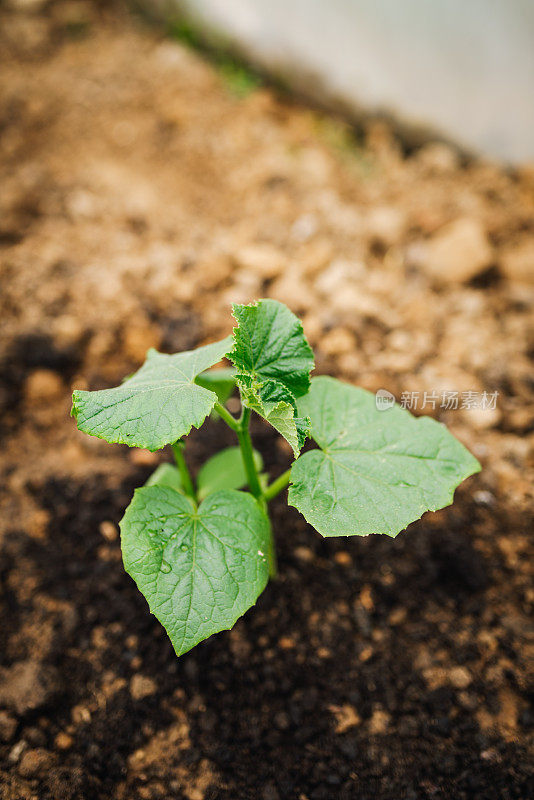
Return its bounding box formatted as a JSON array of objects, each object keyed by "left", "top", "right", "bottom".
[
  {"left": 214, "top": 401, "right": 241, "bottom": 431},
  {"left": 264, "top": 469, "right": 291, "bottom": 502},
  {"left": 171, "top": 440, "right": 196, "bottom": 501},
  {"left": 236, "top": 407, "right": 263, "bottom": 499},
  {"left": 218, "top": 400, "right": 279, "bottom": 578}
]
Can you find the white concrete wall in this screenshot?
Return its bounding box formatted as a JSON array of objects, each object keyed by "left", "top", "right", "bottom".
[{"left": 155, "top": 0, "right": 534, "bottom": 164}]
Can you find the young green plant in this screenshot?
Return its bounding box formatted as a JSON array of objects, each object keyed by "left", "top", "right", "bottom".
[{"left": 71, "top": 300, "right": 480, "bottom": 656}]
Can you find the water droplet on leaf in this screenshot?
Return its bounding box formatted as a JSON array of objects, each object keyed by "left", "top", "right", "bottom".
[
  {"left": 160, "top": 559, "right": 172, "bottom": 573},
  {"left": 180, "top": 544, "right": 189, "bottom": 552}
]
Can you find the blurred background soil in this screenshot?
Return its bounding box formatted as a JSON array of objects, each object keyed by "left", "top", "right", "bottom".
[{"left": 0, "top": 2, "right": 533, "bottom": 799}]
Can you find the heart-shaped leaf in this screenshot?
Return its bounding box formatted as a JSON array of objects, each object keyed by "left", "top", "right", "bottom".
[
  {"left": 120, "top": 487, "right": 270, "bottom": 656},
  {"left": 289, "top": 376, "right": 481, "bottom": 537},
  {"left": 71, "top": 336, "right": 233, "bottom": 451}
]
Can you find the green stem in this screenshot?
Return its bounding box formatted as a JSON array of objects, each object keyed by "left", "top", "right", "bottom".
[
  {"left": 236, "top": 407, "right": 263, "bottom": 499},
  {"left": 264, "top": 469, "right": 291, "bottom": 502},
  {"left": 219, "top": 401, "right": 278, "bottom": 578},
  {"left": 214, "top": 401, "right": 241, "bottom": 431},
  {"left": 171, "top": 440, "right": 196, "bottom": 501}
]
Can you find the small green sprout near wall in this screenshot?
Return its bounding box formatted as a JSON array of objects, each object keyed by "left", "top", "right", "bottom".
[{"left": 71, "top": 300, "right": 480, "bottom": 657}]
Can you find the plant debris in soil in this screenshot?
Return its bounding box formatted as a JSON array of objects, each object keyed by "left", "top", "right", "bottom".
[{"left": 0, "top": 2, "right": 533, "bottom": 799}]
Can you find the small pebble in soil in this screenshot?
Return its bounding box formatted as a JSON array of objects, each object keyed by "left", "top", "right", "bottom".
[
  {"left": 0, "top": 711, "right": 17, "bottom": 742},
  {"left": 388, "top": 607, "right": 407, "bottom": 626},
  {"left": 130, "top": 674, "right": 157, "bottom": 701},
  {"left": 71, "top": 704, "right": 91, "bottom": 724},
  {"left": 329, "top": 703, "right": 361, "bottom": 734},
  {"left": 25, "top": 369, "right": 64, "bottom": 403},
  {"left": 99, "top": 520, "right": 118, "bottom": 540},
  {"left": 8, "top": 740, "right": 27, "bottom": 764},
  {"left": 473, "top": 489, "right": 495, "bottom": 506},
  {"left": 0, "top": 661, "right": 59, "bottom": 715},
  {"left": 54, "top": 731, "right": 73, "bottom": 750},
  {"left": 293, "top": 546, "right": 314, "bottom": 562},
  {"left": 416, "top": 217, "right": 493, "bottom": 284},
  {"left": 278, "top": 636, "right": 296, "bottom": 650},
  {"left": 448, "top": 666, "right": 473, "bottom": 689},
  {"left": 18, "top": 747, "right": 54, "bottom": 778},
  {"left": 334, "top": 551, "right": 352, "bottom": 566},
  {"left": 368, "top": 708, "right": 391, "bottom": 735}
]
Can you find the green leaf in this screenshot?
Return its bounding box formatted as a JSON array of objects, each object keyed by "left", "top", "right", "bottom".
[
  {"left": 120, "top": 487, "right": 271, "bottom": 656},
  {"left": 231, "top": 299, "right": 314, "bottom": 398},
  {"left": 195, "top": 367, "right": 236, "bottom": 405},
  {"left": 229, "top": 299, "right": 314, "bottom": 454},
  {"left": 145, "top": 463, "right": 183, "bottom": 493},
  {"left": 197, "top": 446, "right": 263, "bottom": 500},
  {"left": 289, "top": 376, "right": 481, "bottom": 538},
  {"left": 239, "top": 375, "right": 310, "bottom": 456},
  {"left": 71, "top": 336, "right": 233, "bottom": 451}
]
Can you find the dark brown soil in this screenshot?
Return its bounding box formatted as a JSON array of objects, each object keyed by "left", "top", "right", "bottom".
[{"left": 0, "top": 3, "right": 532, "bottom": 799}]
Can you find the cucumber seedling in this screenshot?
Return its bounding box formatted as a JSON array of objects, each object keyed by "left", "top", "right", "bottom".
[{"left": 71, "top": 299, "right": 480, "bottom": 656}]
